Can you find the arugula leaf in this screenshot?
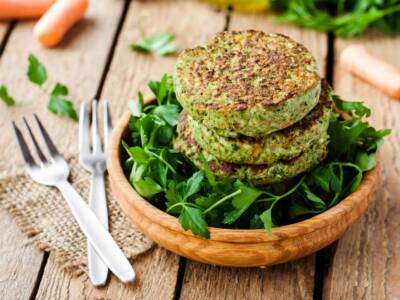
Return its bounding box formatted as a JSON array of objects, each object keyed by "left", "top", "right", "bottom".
[
  {"left": 48, "top": 83, "right": 78, "bottom": 121},
  {"left": 179, "top": 205, "right": 209, "bottom": 238},
  {"left": 27, "top": 54, "right": 47, "bottom": 86},
  {"left": 0, "top": 85, "right": 16, "bottom": 106},
  {"left": 131, "top": 32, "right": 177, "bottom": 56}
]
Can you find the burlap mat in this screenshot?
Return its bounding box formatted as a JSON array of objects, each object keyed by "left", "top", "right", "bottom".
[{"left": 0, "top": 156, "right": 154, "bottom": 276}]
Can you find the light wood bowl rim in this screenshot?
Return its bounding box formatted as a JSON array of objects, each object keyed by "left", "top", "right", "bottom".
[{"left": 107, "top": 99, "right": 380, "bottom": 244}]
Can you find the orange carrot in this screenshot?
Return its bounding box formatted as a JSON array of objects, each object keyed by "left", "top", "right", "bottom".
[
  {"left": 0, "top": 0, "right": 55, "bottom": 20},
  {"left": 33, "top": 0, "right": 89, "bottom": 48},
  {"left": 340, "top": 44, "right": 400, "bottom": 99}
]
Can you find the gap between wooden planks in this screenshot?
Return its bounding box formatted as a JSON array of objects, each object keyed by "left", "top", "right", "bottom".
[
  {"left": 178, "top": 11, "right": 328, "bottom": 300},
  {"left": 0, "top": 0, "right": 125, "bottom": 299},
  {"left": 34, "top": 1, "right": 226, "bottom": 299},
  {"left": 323, "top": 34, "right": 400, "bottom": 300}
]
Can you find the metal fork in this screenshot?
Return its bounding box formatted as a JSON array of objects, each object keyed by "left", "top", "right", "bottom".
[
  {"left": 12, "top": 115, "right": 135, "bottom": 284},
  {"left": 79, "top": 100, "right": 111, "bottom": 286}
]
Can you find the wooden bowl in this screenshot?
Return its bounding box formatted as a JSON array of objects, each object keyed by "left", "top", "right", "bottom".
[{"left": 107, "top": 104, "right": 380, "bottom": 267}]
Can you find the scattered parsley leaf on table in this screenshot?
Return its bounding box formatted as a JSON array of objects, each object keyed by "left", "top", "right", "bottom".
[
  {"left": 27, "top": 54, "right": 78, "bottom": 122},
  {"left": 27, "top": 54, "right": 47, "bottom": 86},
  {"left": 0, "top": 85, "right": 16, "bottom": 106},
  {"left": 131, "top": 32, "right": 178, "bottom": 56},
  {"left": 48, "top": 83, "right": 78, "bottom": 121}
]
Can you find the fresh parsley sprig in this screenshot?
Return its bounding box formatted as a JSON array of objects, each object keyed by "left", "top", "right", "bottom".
[
  {"left": 122, "top": 74, "right": 390, "bottom": 238},
  {"left": 27, "top": 54, "right": 78, "bottom": 121}
]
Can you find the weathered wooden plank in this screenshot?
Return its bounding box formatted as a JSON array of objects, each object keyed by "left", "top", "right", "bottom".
[
  {"left": 177, "top": 12, "right": 328, "bottom": 300},
  {"left": 323, "top": 35, "right": 400, "bottom": 300},
  {"left": 36, "top": 247, "right": 179, "bottom": 300},
  {"left": 0, "top": 1, "right": 126, "bottom": 300},
  {"left": 35, "top": 0, "right": 226, "bottom": 299},
  {"left": 181, "top": 260, "right": 315, "bottom": 300},
  {"left": 0, "top": 0, "right": 124, "bottom": 176}
]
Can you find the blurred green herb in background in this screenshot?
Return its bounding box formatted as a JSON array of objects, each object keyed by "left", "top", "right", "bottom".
[
  {"left": 0, "top": 85, "right": 16, "bottom": 106},
  {"left": 131, "top": 32, "right": 178, "bottom": 56},
  {"left": 272, "top": 0, "right": 400, "bottom": 37}
]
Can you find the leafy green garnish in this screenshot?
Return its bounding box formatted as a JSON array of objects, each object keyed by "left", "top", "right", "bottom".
[
  {"left": 131, "top": 32, "right": 178, "bottom": 56},
  {"left": 122, "top": 74, "right": 390, "bottom": 238},
  {"left": 0, "top": 85, "right": 16, "bottom": 106},
  {"left": 27, "top": 54, "right": 47, "bottom": 86},
  {"left": 273, "top": 0, "right": 400, "bottom": 37},
  {"left": 48, "top": 83, "right": 78, "bottom": 121},
  {"left": 27, "top": 54, "right": 78, "bottom": 122}
]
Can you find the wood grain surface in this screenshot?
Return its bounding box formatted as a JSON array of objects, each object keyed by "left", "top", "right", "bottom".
[
  {"left": 180, "top": 260, "right": 315, "bottom": 300},
  {"left": 323, "top": 34, "right": 400, "bottom": 300},
  {"left": 0, "top": 0, "right": 125, "bottom": 299},
  {"left": 35, "top": 0, "right": 226, "bottom": 298},
  {"left": 0, "top": 0, "right": 124, "bottom": 176}
]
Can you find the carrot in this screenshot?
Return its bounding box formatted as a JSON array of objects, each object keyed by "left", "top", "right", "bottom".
[
  {"left": 340, "top": 44, "right": 400, "bottom": 99},
  {"left": 0, "top": 0, "right": 55, "bottom": 20},
  {"left": 33, "top": 0, "right": 89, "bottom": 48}
]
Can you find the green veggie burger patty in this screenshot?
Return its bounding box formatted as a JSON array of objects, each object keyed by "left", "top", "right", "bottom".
[
  {"left": 174, "top": 30, "right": 321, "bottom": 138},
  {"left": 174, "top": 112, "right": 329, "bottom": 186},
  {"left": 189, "top": 80, "right": 332, "bottom": 165}
]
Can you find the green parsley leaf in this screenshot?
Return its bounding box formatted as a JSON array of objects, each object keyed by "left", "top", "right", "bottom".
[
  {"left": 27, "top": 54, "right": 47, "bottom": 86},
  {"left": 0, "top": 85, "right": 16, "bottom": 106},
  {"left": 179, "top": 205, "right": 209, "bottom": 238},
  {"left": 131, "top": 32, "right": 177, "bottom": 56},
  {"left": 183, "top": 171, "right": 204, "bottom": 201},
  {"left": 223, "top": 183, "right": 263, "bottom": 224},
  {"left": 260, "top": 209, "right": 273, "bottom": 234},
  {"left": 48, "top": 83, "right": 78, "bottom": 121},
  {"left": 332, "top": 94, "right": 371, "bottom": 117},
  {"left": 355, "top": 151, "right": 376, "bottom": 171},
  {"left": 134, "top": 177, "right": 163, "bottom": 198},
  {"left": 152, "top": 104, "right": 180, "bottom": 126}
]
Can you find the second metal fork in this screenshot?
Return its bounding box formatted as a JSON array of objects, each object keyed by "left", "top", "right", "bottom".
[{"left": 79, "top": 100, "right": 112, "bottom": 286}]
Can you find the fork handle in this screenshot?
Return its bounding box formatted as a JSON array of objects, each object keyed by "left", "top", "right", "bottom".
[
  {"left": 88, "top": 172, "right": 109, "bottom": 286},
  {"left": 56, "top": 180, "right": 135, "bottom": 283}
]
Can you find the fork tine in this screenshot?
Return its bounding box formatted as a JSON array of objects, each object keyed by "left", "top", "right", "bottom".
[
  {"left": 103, "top": 100, "right": 112, "bottom": 150},
  {"left": 33, "top": 114, "right": 60, "bottom": 158},
  {"left": 92, "top": 101, "right": 102, "bottom": 153},
  {"left": 23, "top": 117, "right": 48, "bottom": 163},
  {"left": 79, "top": 101, "right": 91, "bottom": 154},
  {"left": 12, "top": 121, "right": 37, "bottom": 167}
]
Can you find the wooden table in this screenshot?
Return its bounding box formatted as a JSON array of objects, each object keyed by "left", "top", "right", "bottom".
[{"left": 0, "top": 1, "right": 399, "bottom": 299}]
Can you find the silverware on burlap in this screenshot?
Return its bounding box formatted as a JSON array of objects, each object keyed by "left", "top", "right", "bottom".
[{"left": 0, "top": 156, "right": 154, "bottom": 276}]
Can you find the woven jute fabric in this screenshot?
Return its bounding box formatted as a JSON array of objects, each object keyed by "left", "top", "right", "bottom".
[{"left": 0, "top": 156, "right": 154, "bottom": 276}]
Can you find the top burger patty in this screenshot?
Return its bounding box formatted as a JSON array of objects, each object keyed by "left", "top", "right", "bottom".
[{"left": 174, "top": 30, "right": 321, "bottom": 137}]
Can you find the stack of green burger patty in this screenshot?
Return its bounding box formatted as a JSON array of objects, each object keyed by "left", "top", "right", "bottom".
[{"left": 173, "top": 30, "right": 333, "bottom": 185}]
